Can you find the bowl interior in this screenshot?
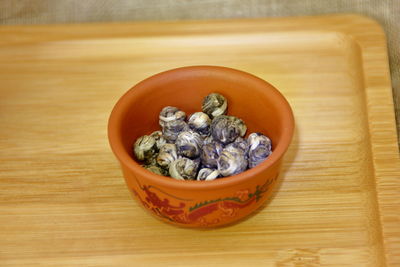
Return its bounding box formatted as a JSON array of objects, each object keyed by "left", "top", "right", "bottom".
[{"left": 112, "top": 66, "right": 293, "bottom": 178}]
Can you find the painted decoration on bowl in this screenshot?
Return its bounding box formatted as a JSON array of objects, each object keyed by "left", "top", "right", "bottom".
[{"left": 130, "top": 175, "right": 278, "bottom": 226}]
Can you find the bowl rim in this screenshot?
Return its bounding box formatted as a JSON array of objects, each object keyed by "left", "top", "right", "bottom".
[{"left": 108, "top": 65, "right": 294, "bottom": 190}]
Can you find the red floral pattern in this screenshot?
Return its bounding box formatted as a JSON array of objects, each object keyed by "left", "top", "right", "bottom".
[{"left": 131, "top": 175, "right": 278, "bottom": 226}]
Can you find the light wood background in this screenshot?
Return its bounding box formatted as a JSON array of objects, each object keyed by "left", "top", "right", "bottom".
[
  {"left": 0, "top": 0, "right": 399, "bottom": 145},
  {"left": 0, "top": 15, "right": 399, "bottom": 266}
]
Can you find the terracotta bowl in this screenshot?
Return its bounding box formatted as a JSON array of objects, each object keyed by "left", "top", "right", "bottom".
[{"left": 108, "top": 66, "right": 294, "bottom": 228}]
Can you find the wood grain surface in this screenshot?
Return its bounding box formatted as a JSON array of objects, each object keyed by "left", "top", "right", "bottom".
[{"left": 0, "top": 15, "right": 399, "bottom": 266}]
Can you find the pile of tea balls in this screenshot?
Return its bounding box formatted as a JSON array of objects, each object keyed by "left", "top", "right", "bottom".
[{"left": 133, "top": 93, "right": 272, "bottom": 181}]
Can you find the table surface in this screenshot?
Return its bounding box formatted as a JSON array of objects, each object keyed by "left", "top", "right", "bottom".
[
  {"left": 1, "top": 1, "right": 399, "bottom": 143},
  {"left": 0, "top": 15, "right": 399, "bottom": 266}
]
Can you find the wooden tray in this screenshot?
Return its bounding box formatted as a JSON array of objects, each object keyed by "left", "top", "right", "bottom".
[{"left": 0, "top": 15, "right": 399, "bottom": 266}]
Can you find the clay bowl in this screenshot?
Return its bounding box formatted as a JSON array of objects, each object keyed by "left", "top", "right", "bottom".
[{"left": 108, "top": 66, "right": 294, "bottom": 228}]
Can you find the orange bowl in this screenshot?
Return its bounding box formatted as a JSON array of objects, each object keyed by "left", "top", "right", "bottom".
[{"left": 108, "top": 66, "right": 294, "bottom": 228}]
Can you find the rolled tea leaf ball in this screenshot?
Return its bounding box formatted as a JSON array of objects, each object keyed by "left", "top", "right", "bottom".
[
  {"left": 188, "top": 112, "right": 211, "bottom": 136},
  {"left": 175, "top": 130, "right": 203, "bottom": 158},
  {"left": 202, "top": 135, "right": 214, "bottom": 146},
  {"left": 226, "top": 136, "right": 249, "bottom": 154},
  {"left": 159, "top": 106, "right": 186, "bottom": 128},
  {"left": 217, "top": 145, "right": 248, "bottom": 177},
  {"left": 211, "top": 115, "right": 247, "bottom": 144},
  {"left": 144, "top": 164, "right": 168, "bottom": 176},
  {"left": 169, "top": 158, "right": 199, "bottom": 180},
  {"left": 146, "top": 153, "right": 159, "bottom": 166},
  {"left": 233, "top": 117, "right": 247, "bottom": 137},
  {"left": 133, "top": 135, "right": 158, "bottom": 163},
  {"left": 247, "top": 133, "right": 272, "bottom": 168},
  {"left": 202, "top": 93, "right": 228, "bottom": 118},
  {"left": 201, "top": 142, "right": 224, "bottom": 168},
  {"left": 197, "top": 168, "right": 220, "bottom": 181},
  {"left": 162, "top": 120, "right": 188, "bottom": 142},
  {"left": 192, "top": 157, "right": 201, "bottom": 170},
  {"left": 150, "top": 130, "right": 167, "bottom": 150},
  {"left": 157, "top": 143, "right": 178, "bottom": 169}
]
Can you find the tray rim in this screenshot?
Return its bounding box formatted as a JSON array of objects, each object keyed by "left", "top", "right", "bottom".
[{"left": 0, "top": 14, "right": 398, "bottom": 265}]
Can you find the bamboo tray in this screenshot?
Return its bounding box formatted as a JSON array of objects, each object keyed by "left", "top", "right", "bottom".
[{"left": 0, "top": 15, "right": 399, "bottom": 266}]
